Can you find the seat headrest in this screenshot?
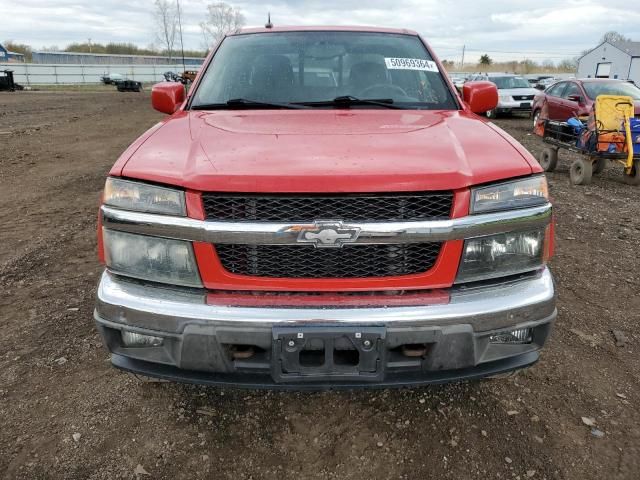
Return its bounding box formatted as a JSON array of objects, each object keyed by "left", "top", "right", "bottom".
[
  {"left": 251, "top": 54, "right": 294, "bottom": 89},
  {"left": 350, "top": 62, "right": 389, "bottom": 90}
]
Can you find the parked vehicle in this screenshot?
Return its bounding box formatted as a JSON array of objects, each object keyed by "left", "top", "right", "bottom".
[
  {"left": 449, "top": 72, "right": 470, "bottom": 92},
  {"left": 95, "top": 26, "right": 555, "bottom": 388},
  {"left": 535, "top": 76, "right": 557, "bottom": 90},
  {"left": 0, "top": 69, "right": 19, "bottom": 91},
  {"left": 100, "top": 73, "right": 124, "bottom": 85},
  {"left": 114, "top": 79, "right": 142, "bottom": 92},
  {"left": 471, "top": 74, "right": 540, "bottom": 118},
  {"left": 163, "top": 71, "right": 181, "bottom": 82},
  {"left": 531, "top": 78, "right": 640, "bottom": 127}
]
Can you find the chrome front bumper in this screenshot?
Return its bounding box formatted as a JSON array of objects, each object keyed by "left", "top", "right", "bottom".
[
  {"left": 95, "top": 268, "right": 556, "bottom": 387},
  {"left": 497, "top": 98, "right": 534, "bottom": 112}
]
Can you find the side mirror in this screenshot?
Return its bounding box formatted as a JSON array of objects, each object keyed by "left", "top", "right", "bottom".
[
  {"left": 567, "top": 94, "right": 582, "bottom": 103},
  {"left": 151, "top": 82, "right": 186, "bottom": 114},
  {"left": 462, "top": 81, "right": 498, "bottom": 114}
]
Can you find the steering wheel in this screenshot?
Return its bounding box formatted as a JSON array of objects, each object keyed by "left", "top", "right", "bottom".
[{"left": 360, "top": 83, "right": 408, "bottom": 98}]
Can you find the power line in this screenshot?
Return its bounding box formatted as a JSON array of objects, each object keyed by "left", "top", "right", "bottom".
[{"left": 431, "top": 45, "right": 580, "bottom": 57}]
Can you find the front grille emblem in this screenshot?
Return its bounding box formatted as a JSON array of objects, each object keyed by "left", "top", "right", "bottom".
[{"left": 296, "top": 221, "right": 361, "bottom": 248}]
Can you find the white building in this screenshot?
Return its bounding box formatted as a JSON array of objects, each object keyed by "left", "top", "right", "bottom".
[{"left": 577, "top": 40, "right": 640, "bottom": 84}]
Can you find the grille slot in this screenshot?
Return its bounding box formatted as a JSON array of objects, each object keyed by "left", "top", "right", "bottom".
[
  {"left": 215, "top": 243, "right": 442, "bottom": 278},
  {"left": 202, "top": 192, "right": 454, "bottom": 222},
  {"left": 513, "top": 95, "right": 534, "bottom": 101}
]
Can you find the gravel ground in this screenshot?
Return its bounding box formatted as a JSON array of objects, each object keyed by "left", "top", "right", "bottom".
[{"left": 0, "top": 91, "right": 638, "bottom": 480}]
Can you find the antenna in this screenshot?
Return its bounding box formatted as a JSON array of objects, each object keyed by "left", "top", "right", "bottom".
[
  {"left": 177, "top": 0, "right": 186, "bottom": 74},
  {"left": 265, "top": 12, "right": 273, "bottom": 29}
]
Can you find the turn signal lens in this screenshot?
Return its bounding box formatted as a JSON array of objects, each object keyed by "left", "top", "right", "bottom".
[
  {"left": 489, "top": 328, "right": 532, "bottom": 344},
  {"left": 121, "top": 331, "right": 164, "bottom": 347}
]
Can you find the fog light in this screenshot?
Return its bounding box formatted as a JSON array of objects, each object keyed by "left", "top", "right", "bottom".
[
  {"left": 489, "top": 328, "right": 532, "bottom": 344},
  {"left": 121, "top": 330, "right": 164, "bottom": 347}
]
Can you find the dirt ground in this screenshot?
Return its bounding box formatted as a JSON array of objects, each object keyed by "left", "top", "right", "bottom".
[{"left": 1, "top": 91, "right": 639, "bottom": 480}]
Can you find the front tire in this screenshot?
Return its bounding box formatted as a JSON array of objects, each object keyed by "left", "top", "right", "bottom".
[
  {"left": 570, "top": 158, "right": 593, "bottom": 185},
  {"left": 532, "top": 110, "right": 540, "bottom": 129},
  {"left": 592, "top": 157, "right": 607, "bottom": 175},
  {"left": 538, "top": 147, "right": 558, "bottom": 172}
]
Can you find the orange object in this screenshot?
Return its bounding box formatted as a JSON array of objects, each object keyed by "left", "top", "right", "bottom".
[{"left": 597, "top": 132, "right": 625, "bottom": 152}]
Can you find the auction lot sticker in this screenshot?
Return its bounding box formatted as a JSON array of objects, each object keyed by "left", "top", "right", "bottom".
[{"left": 384, "top": 58, "right": 439, "bottom": 71}]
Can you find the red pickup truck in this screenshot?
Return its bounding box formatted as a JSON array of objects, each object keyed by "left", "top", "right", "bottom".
[{"left": 95, "top": 26, "right": 555, "bottom": 388}]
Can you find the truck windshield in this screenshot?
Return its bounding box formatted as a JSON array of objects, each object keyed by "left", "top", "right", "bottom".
[
  {"left": 582, "top": 81, "right": 640, "bottom": 100},
  {"left": 491, "top": 76, "right": 530, "bottom": 89},
  {"left": 190, "top": 31, "right": 457, "bottom": 110}
]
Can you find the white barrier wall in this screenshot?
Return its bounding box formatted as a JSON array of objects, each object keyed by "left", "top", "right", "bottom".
[{"left": 0, "top": 63, "right": 188, "bottom": 85}]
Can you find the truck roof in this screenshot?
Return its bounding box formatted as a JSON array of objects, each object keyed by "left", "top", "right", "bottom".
[{"left": 232, "top": 25, "right": 419, "bottom": 36}]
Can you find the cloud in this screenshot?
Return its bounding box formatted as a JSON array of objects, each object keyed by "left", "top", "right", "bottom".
[{"left": 1, "top": 0, "right": 639, "bottom": 62}]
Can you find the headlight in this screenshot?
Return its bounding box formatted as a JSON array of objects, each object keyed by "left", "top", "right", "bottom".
[
  {"left": 471, "top": 176, "right": 548, "bottom": 214},
  {"left": 456, "top": 228, "right": 548, "bottom": 283},
  {"left": 103, "top": 229, "right": 202, "bottom": 287},
  {"left": 104, "top": 177, "right": 186, "bottom": 216},
  {"left": 498, "top": 94, "right": 512, "bottom": 102}
]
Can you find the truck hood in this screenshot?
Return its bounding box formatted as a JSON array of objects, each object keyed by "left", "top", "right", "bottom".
[
  {"left": 499, "top": 87, "right": 540, "bottom": 97},
  {"left": 119, "top": 109, "right": 536, "bottom": 192}
]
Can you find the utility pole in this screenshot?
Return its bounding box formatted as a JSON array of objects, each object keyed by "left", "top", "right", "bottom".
[
  {"left": 176, "top": 0, "right": 186, "bottom": 72},
  {"left": 461, "top": 44, "right": 465, "bottom": 69},
  {"left": 88, "top": 38, "right": 92, "bottom": 53}
]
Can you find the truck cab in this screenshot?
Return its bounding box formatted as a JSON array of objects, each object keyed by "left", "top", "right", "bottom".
[{"left": 95, "top": 26, "right": 555, "bottom": 387}]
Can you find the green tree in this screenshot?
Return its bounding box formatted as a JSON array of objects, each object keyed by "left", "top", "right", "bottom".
[{"left": 479, "top": 54, "right": 492, "bottom": 66}]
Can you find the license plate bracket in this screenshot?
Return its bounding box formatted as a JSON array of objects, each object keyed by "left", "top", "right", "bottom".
[{"left": 271, "top": 326, "right": 386, "bottom": 383}]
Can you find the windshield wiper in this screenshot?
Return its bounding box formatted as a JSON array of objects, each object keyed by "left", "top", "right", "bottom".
[
  {"left": 192, "top": 98, "right": 307, "bottom": 110},
  {"left": 298, "top": 96, "right": 405, "bottom": 109}
]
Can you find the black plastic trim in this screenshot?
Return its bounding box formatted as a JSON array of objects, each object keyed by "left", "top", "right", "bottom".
[{"left": 111, "top": 351, "right": 539, "bottom": 390}]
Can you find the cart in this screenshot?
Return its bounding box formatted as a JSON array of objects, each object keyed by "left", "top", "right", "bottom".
[
  {"left": 0, "top": 69, "right": 16, "bottom": 92},
  {"left": 535, "top": 95, "right": 640, "bottom": 186},
  {"left": 114, "top": 79, "right": 143, "bottom": 92}
]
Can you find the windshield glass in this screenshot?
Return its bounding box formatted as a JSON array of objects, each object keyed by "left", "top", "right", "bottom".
[
  {"left": 490, "top": 76, "right": 530, "bottom": 89},
  {"left": 191, "top": 31, "right": 457, "bottom": 109},
  {"left": 583, "top": 81, "right": 640, "bottom": 100}
]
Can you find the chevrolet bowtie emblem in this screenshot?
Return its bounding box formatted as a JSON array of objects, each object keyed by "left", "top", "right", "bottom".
[{"left": 296, "top": 221, "right": 361, "bottom": 248}]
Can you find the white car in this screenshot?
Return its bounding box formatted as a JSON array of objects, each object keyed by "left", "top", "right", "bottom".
[{"left": 472, "top": 74, "right": 540, "bottom": 118}]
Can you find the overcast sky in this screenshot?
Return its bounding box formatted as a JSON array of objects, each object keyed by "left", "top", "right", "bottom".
[{"left": 2, "top": 0, "right": 640, "bottom": 63}]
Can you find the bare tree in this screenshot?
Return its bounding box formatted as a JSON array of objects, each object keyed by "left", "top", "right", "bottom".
[
  {"left": 541, "top": 59, "right": 556, "bottom": 71},
  {"left": 600, "top": 31, "right": 629, "bottom": 45},
  {"left": 153, "top": 0, "right": 178, "bottom": 61},
  {"left": 558, "top": 58, "right": 578, "bottom": 72},
  {"left": 200, "top": 2, "right": 245, "bottom": 49}
]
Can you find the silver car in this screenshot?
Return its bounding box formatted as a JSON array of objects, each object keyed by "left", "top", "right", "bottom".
[{"left": 472, "top": 74, "right": 541, "bottom": 119}]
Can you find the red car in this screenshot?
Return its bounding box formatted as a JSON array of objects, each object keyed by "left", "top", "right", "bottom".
[
  {"left": 95, "top": 26, "right": 555, "bottom": 388},
  {"left": 531, "top": 78, "right": 640, "bottom": 126}
]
